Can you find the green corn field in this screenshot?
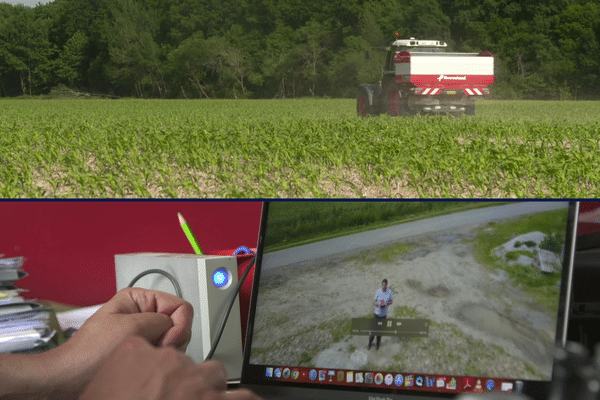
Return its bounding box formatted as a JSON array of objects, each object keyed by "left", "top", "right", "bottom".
[{"left": 1, "top": 98, "right": 599, "bottom": 198}]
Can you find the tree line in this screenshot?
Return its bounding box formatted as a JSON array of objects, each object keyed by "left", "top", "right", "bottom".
[{"left": 1, "top": 0, "right": 599, "bottom": 99}]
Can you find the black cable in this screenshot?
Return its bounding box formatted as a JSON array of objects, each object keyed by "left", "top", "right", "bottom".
[
  {"left": 205, "top": 255, "right": 255, "bottom": 360},
  {"left": 127, "top": 269, "right": 183, "bottom": 298}
]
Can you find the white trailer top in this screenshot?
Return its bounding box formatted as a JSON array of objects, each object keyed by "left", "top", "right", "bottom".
[{"left": 398, "top": 54, "right": 494, "bottom": 76}]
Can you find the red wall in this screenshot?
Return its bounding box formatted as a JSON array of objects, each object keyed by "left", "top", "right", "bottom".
[{"left": 0, "top": 201, "right": 263, "bottom": 307}]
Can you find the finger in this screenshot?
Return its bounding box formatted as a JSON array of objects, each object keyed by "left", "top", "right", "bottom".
[
  {"left": 127, "top": 312, "right": 174, "bottom": 345},
  {"left": 224, "top": 388, "right": 264, "bottom": 400},
  {"left": 100, "top": 288, "right": 194, "bottom": 349},
  {"left": 158, "top": 321, "right": 192, "bottom": 351},
  {"left": 128, "top": 289, "right": 194, "bottom": 350},
  {"left": 94, "top": 288, "right": 144, "bottom": 316},
  {"left": 153, "top": 293, "right": 193, "bottom": 350},
  {"left": 127, "top": 288, "right": 189, "bottom": 314},
  {"left": 100, "top": 288, "right": 188, "bottom": 315},
  {"left": 196, "top": 360, "right": 228, "bottom": 392},
  {"left": 157, "top": 302, "right": 193, "bottom": 350}
]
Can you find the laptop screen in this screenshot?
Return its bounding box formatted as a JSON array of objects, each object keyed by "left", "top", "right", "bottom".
[{"left": 241, "top": 201, "right": 579, "bottom": 400}]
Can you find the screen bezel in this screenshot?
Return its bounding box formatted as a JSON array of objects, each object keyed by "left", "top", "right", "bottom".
[{"left": 241, "top": 200, "right": 579, "bottom": 400}]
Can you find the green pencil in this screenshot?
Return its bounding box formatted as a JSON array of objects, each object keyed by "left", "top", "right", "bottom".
[{"left": 177, "top": 212, "right": 204, "bottom": 255}]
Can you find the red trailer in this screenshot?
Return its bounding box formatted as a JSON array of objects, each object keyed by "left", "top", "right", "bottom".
[{"left": 358, "top": 33, "right": 494, "bottom": 117}]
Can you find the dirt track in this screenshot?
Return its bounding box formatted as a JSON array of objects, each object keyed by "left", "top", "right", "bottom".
[{"left": 250, "top": 222, "right": 557, "bottom": 380}]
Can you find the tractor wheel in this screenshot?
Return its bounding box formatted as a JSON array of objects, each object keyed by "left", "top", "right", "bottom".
[
  {"left": 384, "top": 84, "right": 412, "bottom": 117},
  {"left": 357, "top": 89, "right": 370, "bottom": 117}
]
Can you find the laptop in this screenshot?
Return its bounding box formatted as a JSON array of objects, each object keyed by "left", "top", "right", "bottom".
[{"left": 240, "top": 200, "right": 579, "bottom": 400}]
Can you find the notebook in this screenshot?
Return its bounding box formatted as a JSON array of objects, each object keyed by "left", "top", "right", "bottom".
[{"left": 240, "top": 200, "right": 579, "bottom": 400}]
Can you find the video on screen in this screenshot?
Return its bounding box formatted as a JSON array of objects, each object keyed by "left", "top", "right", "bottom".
[{"left": 249, "top": 201, "right": 570, "bottom": 381}]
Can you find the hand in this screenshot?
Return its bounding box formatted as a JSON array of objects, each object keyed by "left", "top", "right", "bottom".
[
  {"left": 79, "top": 336, "right": 261, "bottom": 400},
  {"left": 83, "top": 287, "right": 193, "bottom": 350},
  {"left": 45, "top": 288, "right": 194, "bottom": 399}
]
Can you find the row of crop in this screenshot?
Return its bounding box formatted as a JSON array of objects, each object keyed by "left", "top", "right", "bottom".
[{"left": 1, "top": 99, "right": 599, "bottom": 198}]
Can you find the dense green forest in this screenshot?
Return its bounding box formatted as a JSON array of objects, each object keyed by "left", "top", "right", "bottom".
[{"left": 1, "top": 0, "right": 599, "bottom": 99}]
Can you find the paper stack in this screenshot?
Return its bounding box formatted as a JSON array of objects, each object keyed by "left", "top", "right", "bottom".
[{"left": 0, "top": 256, "right": 55, "bottom": 353}]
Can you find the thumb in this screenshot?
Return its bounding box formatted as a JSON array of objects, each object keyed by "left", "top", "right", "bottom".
[{"left": 127, "top": 312, "right": 174, "bottom": 345}]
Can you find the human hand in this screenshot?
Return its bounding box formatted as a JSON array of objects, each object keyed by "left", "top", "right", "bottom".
[
  {"left": 47, "top": 288, "right": 194, "bottom": 399},
  {"left": 79, "top": 336, "right": 261, "bottom": 400},
  {"left": 84, "top": 287, "right": 193, "bottom": 350}
]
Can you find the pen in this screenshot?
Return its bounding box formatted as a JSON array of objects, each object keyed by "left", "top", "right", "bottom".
[{"left": 177, "top": 212, "right": 204, "bottom": 255}]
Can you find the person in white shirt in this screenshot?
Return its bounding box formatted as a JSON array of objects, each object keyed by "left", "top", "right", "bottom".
[{"left": 368, "top": 278, "right": 393, "bottom": 350}]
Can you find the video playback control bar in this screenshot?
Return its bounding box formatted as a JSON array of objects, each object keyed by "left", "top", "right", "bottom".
[{"left": 351, "top": 318, "right": 429, "bottom": 338}]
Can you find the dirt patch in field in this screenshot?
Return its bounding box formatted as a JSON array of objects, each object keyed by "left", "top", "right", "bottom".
[
  {"left": 456, "top": 135, "right": 596, "bottom": 151},
  {"left": 23, "top": 160, "right": 550, "bottom": 198}
]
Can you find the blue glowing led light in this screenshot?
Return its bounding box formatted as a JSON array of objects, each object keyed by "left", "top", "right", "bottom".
[{"left": 212, "top": 268, "right": 229, "bottom": 288}]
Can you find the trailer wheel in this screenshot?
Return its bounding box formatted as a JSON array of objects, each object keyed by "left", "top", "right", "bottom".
[
  {"left": 465, "top": 105, "right": 476, "bottom": 116},
  {"left": 357, "top": 88, "right": 370, "bottom": 117}
]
